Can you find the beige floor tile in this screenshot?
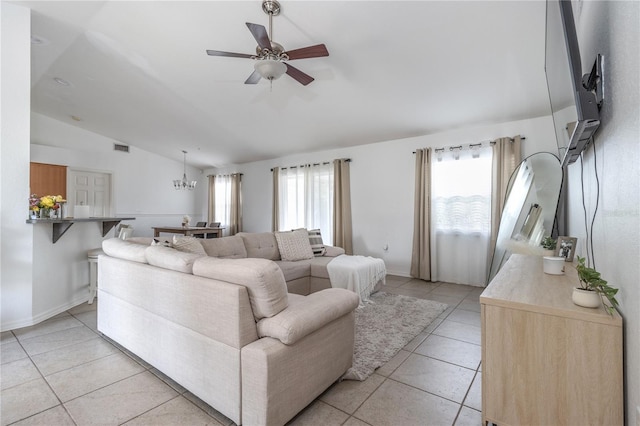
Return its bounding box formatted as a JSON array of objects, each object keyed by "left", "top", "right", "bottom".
[
  {"left": 432, "top": 319, "right": 482, "bottom": 345},
  {"left": 455, "top": 406, "right": 482, "bottom": 426},
  {"left": 457, "top": 299, "right": 481, "bottom": 313},
  {"left": 427, "top": 293, "right": 464, "bottom": 307},
  {"left": 19, "top": 326, "right": 97, "bottom": 356},
  {"left": 431, "top": 283, "right": 474, "bottom": 298},
  {"left": 320, "top": 373, "right": 385, "bottom": 414},
  {"left": 463, "top": 372, "right": 481, "bottom": 411},
  {"left": 31, "top": 336, "right": 118, "bottom": 376},
  {"left": 1, "top": 358, "right": 42, "bottom": 391},
  {"left": 403, "top": 329, "right": 430, "bottom": 352},
  {"left": 343, "top": 417, "right": 371, "bottom": 426},
  {"left": 383, "top": 275, "right": 411, "bottom": 287},
  {"left": 46, "top": 352, "right": 146, "bottom": 402},
  {"left": 11, "top": 404, "right": 75, "bottom": 426},
  {"left": 354, "top": 379, "right": 459, "bottom": 426},
  {"left": 375, "top": 349, "right": 411, "bottom": 377},
  {"left": 0, "top": 378, "right": 59, "bottom": 426},
  {"left": 1, "top": 331, "right": 17, "bottom": 345},
  {"left": 415, "top": 334, "right": 481, "bottom": 370},
  {"left": 123, "top": 395, "right": 222, "bottom": 425},
  {"left": 13, "top": 316, "right": 84, "bottom": 341},
  {"left": 183, "top": 392, "right": 235, "bottom": 426},
  {"left": 445, "top": 309, "right": 481, "bottom": 327},
  {"left": 1, "top": 341, "right": 28, "bottom": 364},
  {"left": 287, "top": 400, "right": 349, "bottom": 426},
  {"left": 64, "top": 371, "right": 178, "bottom": 425},
  {"left": 390, "top": 354, "right": 475, "bottom": 403},
  {"left": 400, "top": 280, "right": 439, "bottom": 292},
  {"left": 380, "top": 286, "right": 433, "bottom": 300},
  {"left": 73, "top": 310, "right": 98, "bottom": 331}
]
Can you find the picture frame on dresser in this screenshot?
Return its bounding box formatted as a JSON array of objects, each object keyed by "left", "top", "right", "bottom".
[{"left": 556, "top": 236, "right": 577, "bottom": 262}]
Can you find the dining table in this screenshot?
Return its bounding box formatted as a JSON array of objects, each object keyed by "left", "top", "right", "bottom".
[{"left": 152, "top": 226, "right": 224, "bottom": 239}]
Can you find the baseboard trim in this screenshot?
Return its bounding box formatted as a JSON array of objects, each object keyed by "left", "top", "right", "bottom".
[{"left": 1, "top": 294, "right": 90, "bottom": 332}]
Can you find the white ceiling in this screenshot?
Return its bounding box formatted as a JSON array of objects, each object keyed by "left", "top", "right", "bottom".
[{"left": 20, "top": 0, "right": 551, "bottom": 169}]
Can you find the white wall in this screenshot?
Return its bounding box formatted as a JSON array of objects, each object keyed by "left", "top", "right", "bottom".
[
  {"left": 568, "top": 1, "right": 639, "bottom": 423},
  {"left": 1, "top": 2, "right": 33, "bottom": 330},
  {"left": 210, "top": 115, "right": 557, "bottom": 276}
]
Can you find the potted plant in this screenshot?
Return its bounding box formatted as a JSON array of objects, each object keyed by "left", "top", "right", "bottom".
[
  {"left": 540, "top": 236, "right": 557, "bottom": 256},
  {"left": 573, "top": 256, "right": 619, "bottom": 315}
]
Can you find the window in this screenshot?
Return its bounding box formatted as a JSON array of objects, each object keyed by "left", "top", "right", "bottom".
[
  {"left": 214, "top": 175, "right": 233, "bottom": 227},
  {"left": 430, "top": 146, "right": 493, "bottom": 285},
  {"left": 278, "top": 163, "right": 333, "bottom": 245}
]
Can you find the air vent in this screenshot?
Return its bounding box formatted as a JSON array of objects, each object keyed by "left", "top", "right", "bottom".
[{"left": 114, "top": 143, "right": 130, "bottom": 153}]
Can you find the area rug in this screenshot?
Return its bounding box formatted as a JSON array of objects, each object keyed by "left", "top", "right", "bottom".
[{"left": 342, "top": 291, "right": 448, "bottom": 381}]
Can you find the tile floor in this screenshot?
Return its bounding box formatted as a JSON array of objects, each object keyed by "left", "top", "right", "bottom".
[{"left": 1, "top": 276, "right": 484, "bottom": 426}]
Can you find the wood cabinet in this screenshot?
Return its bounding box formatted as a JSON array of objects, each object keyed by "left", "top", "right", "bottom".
[{"left": 480, "top": 254, "right": 623, "bottom": 426}]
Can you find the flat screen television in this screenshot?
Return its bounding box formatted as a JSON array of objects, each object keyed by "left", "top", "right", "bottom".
[{"left": 545, "top": 0, "right": 601, "bottom": 167}]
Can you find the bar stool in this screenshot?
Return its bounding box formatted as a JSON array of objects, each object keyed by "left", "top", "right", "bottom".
[{"left": 87, "top": 248, "right": 104, "bottom": 304}]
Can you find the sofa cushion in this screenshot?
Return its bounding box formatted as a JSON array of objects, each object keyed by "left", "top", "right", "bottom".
[
  {"left": 200, "top": 236, "right": 248, "bottom": 259},
  {"left": 238, "top": 232, "right": 281, "bottom": 260},
  {"left": 102, "top": 238, "right": 148, "bottom": 263},
  {"left": 145, "top": 245, "right": 204, "bottom": 274},
  {"left": 307, "top": 229, "right": 326, "bottom": 256},
  {"left": 274, "top": 229, "right": 314, "bottom": 261},
  {"left": 308, "top": 256, "right": 334, "bottom": 279},
  {"left": 172, "top": 235, "right": 207, "bottom": 255},
  {"left": 324, "top": 246, "right": 346, "bottom": 257},
  {"left": 256, "top": 288, "right": 359, "bottom": 345},
  {"left": 274, "top": 260, "right": 312, "bottom": 282},
  {"left": 192, "top": 257, "right": 288, "bottom": 320}
]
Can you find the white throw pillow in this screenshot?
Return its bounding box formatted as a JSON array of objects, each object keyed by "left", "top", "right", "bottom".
[
  {"left": 274, "top": 229, "right": 314, "bottom": 261},
  {"left": 172, "top": 235, "right": 207, "bottom": 255}
]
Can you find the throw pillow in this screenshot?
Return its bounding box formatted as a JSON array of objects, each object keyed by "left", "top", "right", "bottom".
[
  {"left": 308, "top": 229, "right": 326, "bottom": 256},
  {"left": 172, "top": 235, "right": 207, "bottom": 255},
  {"left": 274, "top": 229, "right": 314, "bottom": 261},
  {"left": 151, "top": 238, "right": 171, "bottom": 247}
]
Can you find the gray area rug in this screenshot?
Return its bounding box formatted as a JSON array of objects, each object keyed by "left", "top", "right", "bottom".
[{"left": 342, "top": 291, "right": 448, "bottom": 381}]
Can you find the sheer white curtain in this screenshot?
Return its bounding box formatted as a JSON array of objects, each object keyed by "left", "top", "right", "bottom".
[
  {"left": 212, "top": 174, "right": 242, "bottom": 235},
  {"left": 278, "top": 163, "right": 333, "bottom": 244},
  {"left": 430, "top": 146, "right": 493, "bottom": 286}
]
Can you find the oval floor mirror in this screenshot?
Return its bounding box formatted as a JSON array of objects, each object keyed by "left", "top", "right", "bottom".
[{"left": 487, "top": 152, "right": 564, "bottom": 282}]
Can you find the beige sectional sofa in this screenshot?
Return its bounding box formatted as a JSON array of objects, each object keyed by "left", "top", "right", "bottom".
[{"left": 97, "top": 232, "right": 359, "bottom": 426}]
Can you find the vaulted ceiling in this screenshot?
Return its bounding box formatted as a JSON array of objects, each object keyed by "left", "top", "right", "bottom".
[{"left": 21, "top": 0, "right": 550, "bottom": 169}]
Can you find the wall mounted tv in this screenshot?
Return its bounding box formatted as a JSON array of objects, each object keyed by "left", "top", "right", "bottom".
[{"left": 545, "top": 0, "right": 603, "bottom": 167}]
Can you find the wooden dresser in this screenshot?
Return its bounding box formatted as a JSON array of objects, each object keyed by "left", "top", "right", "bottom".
[{"left": 480, "top": 254, "right": 623, "bottom": 426}]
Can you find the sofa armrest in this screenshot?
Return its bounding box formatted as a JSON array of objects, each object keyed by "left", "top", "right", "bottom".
[
  {"left": 256, "top": 288, "right": 359, "bottom": 345},
  {"left": 323, "top": 245, "right": 345, "bottom": 257}
]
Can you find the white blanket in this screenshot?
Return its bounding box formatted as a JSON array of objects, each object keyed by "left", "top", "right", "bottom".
[{"left": 327, "top": 255, "right": 386, "bottom": 303}]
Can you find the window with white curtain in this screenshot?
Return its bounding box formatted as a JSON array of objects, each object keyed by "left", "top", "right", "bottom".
[
  {"left": 214, "top": 174, "right": 233, "bottom": 227},
  {"left": 278, "top": 163, "right": 333, "bottom": 245},
  {"left": 430, "top": 146, "right": 493, "bottom": 286}
]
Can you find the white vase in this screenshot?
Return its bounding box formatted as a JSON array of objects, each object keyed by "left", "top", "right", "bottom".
[{"left": 572, "top": 288, "right": 601, "bottom": 308}]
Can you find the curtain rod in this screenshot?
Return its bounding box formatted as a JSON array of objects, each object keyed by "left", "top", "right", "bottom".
[
  {"left": 206, "top": 173, "right": 243, "bottom": 178},
  {"left": 270, "top": 158, "right": 351, "bottom": 172},
  {"left": 412, "top": 135, "right": 525, "bottom": 154}
]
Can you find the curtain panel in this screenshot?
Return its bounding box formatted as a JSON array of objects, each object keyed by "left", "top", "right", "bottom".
[
  {"left": 488, "top": 135, "right": 522, "bottom": 264},
  {"left": 209, "top": 173, "right": 243, "bottom": 236},
  {"left": 271, "top": 167, "right": 280, "bottom": 232},
  {"left": 410, "top": 148, "right": 432, "bottom": 280},
  {"left": 333, "top": 159, "right": 353, "bottom": 255}
]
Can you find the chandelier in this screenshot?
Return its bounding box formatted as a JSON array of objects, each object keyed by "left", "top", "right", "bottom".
[{"left": 173, "top": 150, "right": 197, "bottom": 190}]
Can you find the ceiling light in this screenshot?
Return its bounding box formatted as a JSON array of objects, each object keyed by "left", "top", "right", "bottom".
[
  {"left": 173, "top": 150, "right": 197, "bottom": 190},
  {"left": 254, "top": 59, "right": 287, "bottom": 81}
]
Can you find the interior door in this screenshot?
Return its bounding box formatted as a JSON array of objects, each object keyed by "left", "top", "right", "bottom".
[{"left": 67, "top": 170, "right": 112, "bottom": 217}]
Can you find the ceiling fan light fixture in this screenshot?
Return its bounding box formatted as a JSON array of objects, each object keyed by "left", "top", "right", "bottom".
[{"left": 254, "top": 58, "right": 286, "bottom": 81}]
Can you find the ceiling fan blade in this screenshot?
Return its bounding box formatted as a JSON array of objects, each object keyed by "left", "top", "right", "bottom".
[
  {"left": 246, "top": 23, "right": 271, "bottom": 50},
  {"left": 285, "top": 63, "right": 314, "bottom": 86},
  {"left": 206, "top": 50, "right": 253, "bottom": 59},
  {"left": 285, "top": 44, "right": 329, "bottom": 60},
  {"left": 244, "top": 70, "right": 262, "bottom": 84}
]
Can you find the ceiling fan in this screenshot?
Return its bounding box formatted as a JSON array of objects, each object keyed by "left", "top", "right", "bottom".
[{"left": 206, "top": 0, "right": 328, "bottom": 86}]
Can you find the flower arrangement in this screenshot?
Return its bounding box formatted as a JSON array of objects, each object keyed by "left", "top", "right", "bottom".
[
  {"left": 182, "top": 215, "right": 191, "bottom": 227},
  {"left": 30, "top": 194, "right": 66, "bottom": 218}
]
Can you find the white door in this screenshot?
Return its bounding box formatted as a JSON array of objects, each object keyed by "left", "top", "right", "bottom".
[{"left": 67, "top": 170, "right": 112, "bottom": 217}]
